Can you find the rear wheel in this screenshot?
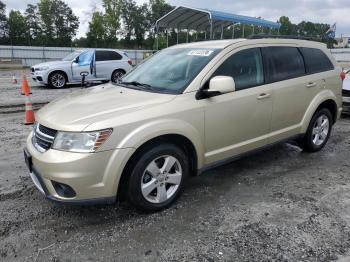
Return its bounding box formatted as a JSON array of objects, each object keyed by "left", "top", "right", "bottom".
[
  {"left": 126, "top": 144, "right": 189, "bottom": 212},
  {"left": 48, "top": 71, "right": 66, "bottom": 88},
  {"left": 111, "top": 69, "right": 125, "bottom": 83},
  {"left": 299, "top": 108, "right": 333, "bottom": 152}
]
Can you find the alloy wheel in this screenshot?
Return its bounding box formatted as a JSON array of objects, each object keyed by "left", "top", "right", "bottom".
[
  {"left": 141, "top": 155, "right": 182, "bottom": 204},
  {"left": 51, "top": 73, "right": 66, "bottom": 88},
  {"left": 112, "top": 71, "right": 124, "bottom": 83},
  {"left": 312, "top": 114, "right": 330, "bottom": 146}
]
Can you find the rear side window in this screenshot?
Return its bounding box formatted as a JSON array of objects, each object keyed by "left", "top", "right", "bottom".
[
  {"left": 262, "top": 47, "right": 305, "bottom": 83},
  {"left": 299, "top": 47, "right": 334, "bottom": 74},
  {"left": 213, "top": 48, "right": 264, "bottom": 91},
  {"left": 96, "top": 51, "right": 122, "bottom": 61}
]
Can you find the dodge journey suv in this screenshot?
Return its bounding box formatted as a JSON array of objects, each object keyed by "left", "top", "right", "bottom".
[{"left": 24, "top": 39, "right": 343, "bottom": 212}]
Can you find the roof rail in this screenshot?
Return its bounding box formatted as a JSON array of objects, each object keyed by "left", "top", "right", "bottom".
[{"left": 248, "top": 34, "right": 321, "bottom": 41}]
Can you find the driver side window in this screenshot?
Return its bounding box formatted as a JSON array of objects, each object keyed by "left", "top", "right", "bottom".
[{"left": 213, "top": 48, "right": 264, "bottom": 91}]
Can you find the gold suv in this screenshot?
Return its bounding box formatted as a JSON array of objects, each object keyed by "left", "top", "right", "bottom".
[{"left": 24, "top": 39, "right": 343, "bottom": 212}]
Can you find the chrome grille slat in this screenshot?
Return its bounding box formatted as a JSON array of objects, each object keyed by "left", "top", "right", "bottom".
[{"left": 33, "top": 124, "right": 57, "bottom": 152}]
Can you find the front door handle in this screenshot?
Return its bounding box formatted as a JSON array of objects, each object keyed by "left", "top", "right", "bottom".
[
  {"left": 257, "top": 93, "right": 271, "bottom": 100},
  {"left": 306, "top": 82, "right": 317, "bottom": 88}
]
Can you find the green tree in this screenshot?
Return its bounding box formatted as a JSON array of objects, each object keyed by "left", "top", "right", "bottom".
[
  {"left": 0, "top": 1, "right": 8, "bottom": 43},
  {"left": 8, "top": 10, "right": 27, "bottom": 45},
  {"left": 279, "top": 16, "right": 296, "bottom": 35},
  {"left": 24, "top": 4, "right": 41, "bottom": 45},
  {"left": 38, "top": 0, "right": 79, "bottom": 46},
  {"left": 103, "top": 0, "right": 122, "bottom": 41},
  {"left": 120, "top": 0, "right": 147, "bottom": 47},
  {"left": 87, "top": 11, "right": 107, "bottom": 47}
]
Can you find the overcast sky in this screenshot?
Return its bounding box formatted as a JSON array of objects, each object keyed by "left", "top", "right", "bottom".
[{"left": 3, "top": 0, "right": 350, "bottom": 38}]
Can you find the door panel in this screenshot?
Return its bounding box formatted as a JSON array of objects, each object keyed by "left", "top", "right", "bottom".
[
  {"left": 203, "top": 47, "right": 273, "bottom": 165},
  {"left": 95, "top": 51, "right": 123, "bottom": 79},
  {"left": 204, "top": 86, "right": 273, "bottom": 164},
  {"left": 261, "top": 46, "right": 320, "bottom": 142},
  {"left": 269, "top": 76, "right": 322, "bottom": 142},
  {"left": 71, "top": 50, "right": 95, "bottom": 82}
]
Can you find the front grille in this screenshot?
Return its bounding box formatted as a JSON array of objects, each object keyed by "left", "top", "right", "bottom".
[
  {"left": 33, "top": 124, "right": 57, "bottom": 152},
  {"left": 342, "top": 89, "right": 350, "bottom": 97}
]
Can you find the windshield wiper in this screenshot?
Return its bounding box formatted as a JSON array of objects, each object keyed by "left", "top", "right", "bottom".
[{"left": 120, "top": 81, "right": 153, "bottom": 89}]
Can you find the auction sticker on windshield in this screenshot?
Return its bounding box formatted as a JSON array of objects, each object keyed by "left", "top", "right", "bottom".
[{"left": 187, "top": 50, "right": 214, "bottom": 56}]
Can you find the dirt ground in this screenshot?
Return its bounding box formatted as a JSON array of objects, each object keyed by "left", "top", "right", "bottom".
[{"left": 1, "top": 69, "right": 350, "bottom": 261}]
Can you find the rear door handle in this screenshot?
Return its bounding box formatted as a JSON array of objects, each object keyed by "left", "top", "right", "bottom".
[
  {"left": 257, "top": 93, "right": 271, "bottom": 100},
  {"left": 306, "top": 82, "right": 317, "bottom": 88}
]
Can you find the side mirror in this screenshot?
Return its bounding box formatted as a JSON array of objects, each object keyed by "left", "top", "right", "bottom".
[
  {"left": 74, "top": 56, "right": 79, "bottom": 64},
  {"left": 197, "top": 76, "right": 236, "bottom": 99},
  {"left": 208, "top": 76, "right": 236, "bottom": 94}
]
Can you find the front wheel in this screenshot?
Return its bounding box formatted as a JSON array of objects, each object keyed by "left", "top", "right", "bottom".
[
  {"left": 126, "top": 144, "right": 189, "bottom": 212},
  {"left": 48, "top": 72, "right": 66, "bottom": 88},
  {"left": 111, "top": 70, "right": 125, "bottom": 83},
  {"left": 299, "top": 108, "right": 333, "bottom": 152}
]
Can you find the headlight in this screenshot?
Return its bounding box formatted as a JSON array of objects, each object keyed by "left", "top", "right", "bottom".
[
  {"left": 36, "top": 66, "right": 49, "bottom": 71},
  {"left": 52, "top": 129, "right": 112, "bottom": 153}
]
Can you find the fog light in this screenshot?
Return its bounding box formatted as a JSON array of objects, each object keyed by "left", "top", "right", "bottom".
[{"left": 52, "top": 181, "right": 76, "bottom": 198}]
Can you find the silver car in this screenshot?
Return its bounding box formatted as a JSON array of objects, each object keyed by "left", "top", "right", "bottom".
[{"left": 30, "top": 49, "right": 133, "bottom": 88}]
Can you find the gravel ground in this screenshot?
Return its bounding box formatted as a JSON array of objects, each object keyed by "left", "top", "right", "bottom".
[{"left": 1, "top": 106, "right": 350, "bottom": 261}]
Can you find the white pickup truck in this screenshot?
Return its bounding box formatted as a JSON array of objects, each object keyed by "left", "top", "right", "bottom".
[{"left": 30, "top": 49, "right": 133, "bottom": 88}]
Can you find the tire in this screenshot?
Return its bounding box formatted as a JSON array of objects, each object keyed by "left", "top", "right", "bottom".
[
  {"left": 299, "top": 108, "right": 333, "bottom": 152},
  {"left": 48, "top": 71, "right": 67, "bottom": 88},
  {"left": 126, "top": 144, "right": 189, "bottom": 212},
  {"left": 111, "top": 69, "right": 125, "bottom": 83}
]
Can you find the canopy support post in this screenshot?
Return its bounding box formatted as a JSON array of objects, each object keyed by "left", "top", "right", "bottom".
[
  {"left": 252, "top": 25, "right": 254, "bottom": 36},
  {"left": 186, "top": 28, "right": 189, "bottom": 43},
  {"left": 156, "top": 26, "right": 159, "bottom": 50},
  {"left": 166, "top": 29, "right": 169, "bottom": 47},
  {"left": 232, "top": 23, "right": 235, "bottom": 39},
  {"left": 221, "top": 24, "right": 224, "bottom": 39},
  {"left": 177, "top": 27, "right": 179, "bottom": 44},
  {"left": 210, "top": 20, "right": 213, "bottom": 40},
  {"left": 242, "top": 24, "right": 245, "bottom": 37},
  {"left": 205, "top": 31, "right": 207, "bottom": 40}
]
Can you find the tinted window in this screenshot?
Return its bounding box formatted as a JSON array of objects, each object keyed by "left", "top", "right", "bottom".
[
  {"left": 213, "top": 48, "right": 264, "bottom": 91},
  {"left": 262, "top": 47, "right": 305, "bottom": 83},
  {"left": 96, "top": 51, "right": 122, "bottom": 61},
  {"left": 300, "top": 47, "right": 334, "bottom": 74}
]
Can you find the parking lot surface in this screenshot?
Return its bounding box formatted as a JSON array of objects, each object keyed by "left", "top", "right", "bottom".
[
  {"left": 1, "top": 100, "right": 350, "bottom": 261},
  {"left": 1, "top": 68, "right": 350, "bottom": 261}
]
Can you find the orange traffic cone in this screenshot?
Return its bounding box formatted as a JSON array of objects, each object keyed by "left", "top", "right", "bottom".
[
  {"left": 24, "top": 94, "right": 35, "bottom": 125},
  {"left": 12, "top": 75, "right": 17, "bottom": 85},
  {"left": 21, "top": 74, "right": 32, "bottom": 95}
]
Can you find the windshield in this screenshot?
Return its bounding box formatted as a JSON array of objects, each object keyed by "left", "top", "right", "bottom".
[
  {"left": 62, "top": 50, "right": 84, "bottom": 61},
  {"left": 121, "top": 48, "right": 221, "bottom": 94}
]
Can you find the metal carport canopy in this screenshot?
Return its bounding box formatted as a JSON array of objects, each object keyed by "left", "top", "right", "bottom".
[{"left": 155, "top": 6, "right": 281, "bottom": 31}]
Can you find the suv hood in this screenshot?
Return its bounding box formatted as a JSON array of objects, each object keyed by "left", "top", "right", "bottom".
[
  {"left": 32, "top": 60, "right": 70, "bottom": 69},
  {"left": 36, "top": 84, "right": 176, "bottom": 131}
]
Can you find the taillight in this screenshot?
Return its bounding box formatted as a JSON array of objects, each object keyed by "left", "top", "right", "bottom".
[
  {"left": 340, "top": 71, "right": 346, "bottom": 81},
  {"left": 128, "top": 59, "right": 132, "bottom": 66}
]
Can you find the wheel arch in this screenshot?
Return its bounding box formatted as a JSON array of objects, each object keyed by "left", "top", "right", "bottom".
[
  {"left": 116, "top": 133, "right": 200, "bottom": 200},
  {"left": 301, "top": 90, "right": 339, "bottom": 133},
  {"left": 48, "top": 70, "right": 69, "bottom": 84},
  {"left": 111, "top": 68, "right": 126, "bottom": 81}
]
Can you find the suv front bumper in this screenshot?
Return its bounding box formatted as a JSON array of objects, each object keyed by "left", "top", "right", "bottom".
[{"left": 25, "top": 132, "right": 135, "bottom": 205}]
